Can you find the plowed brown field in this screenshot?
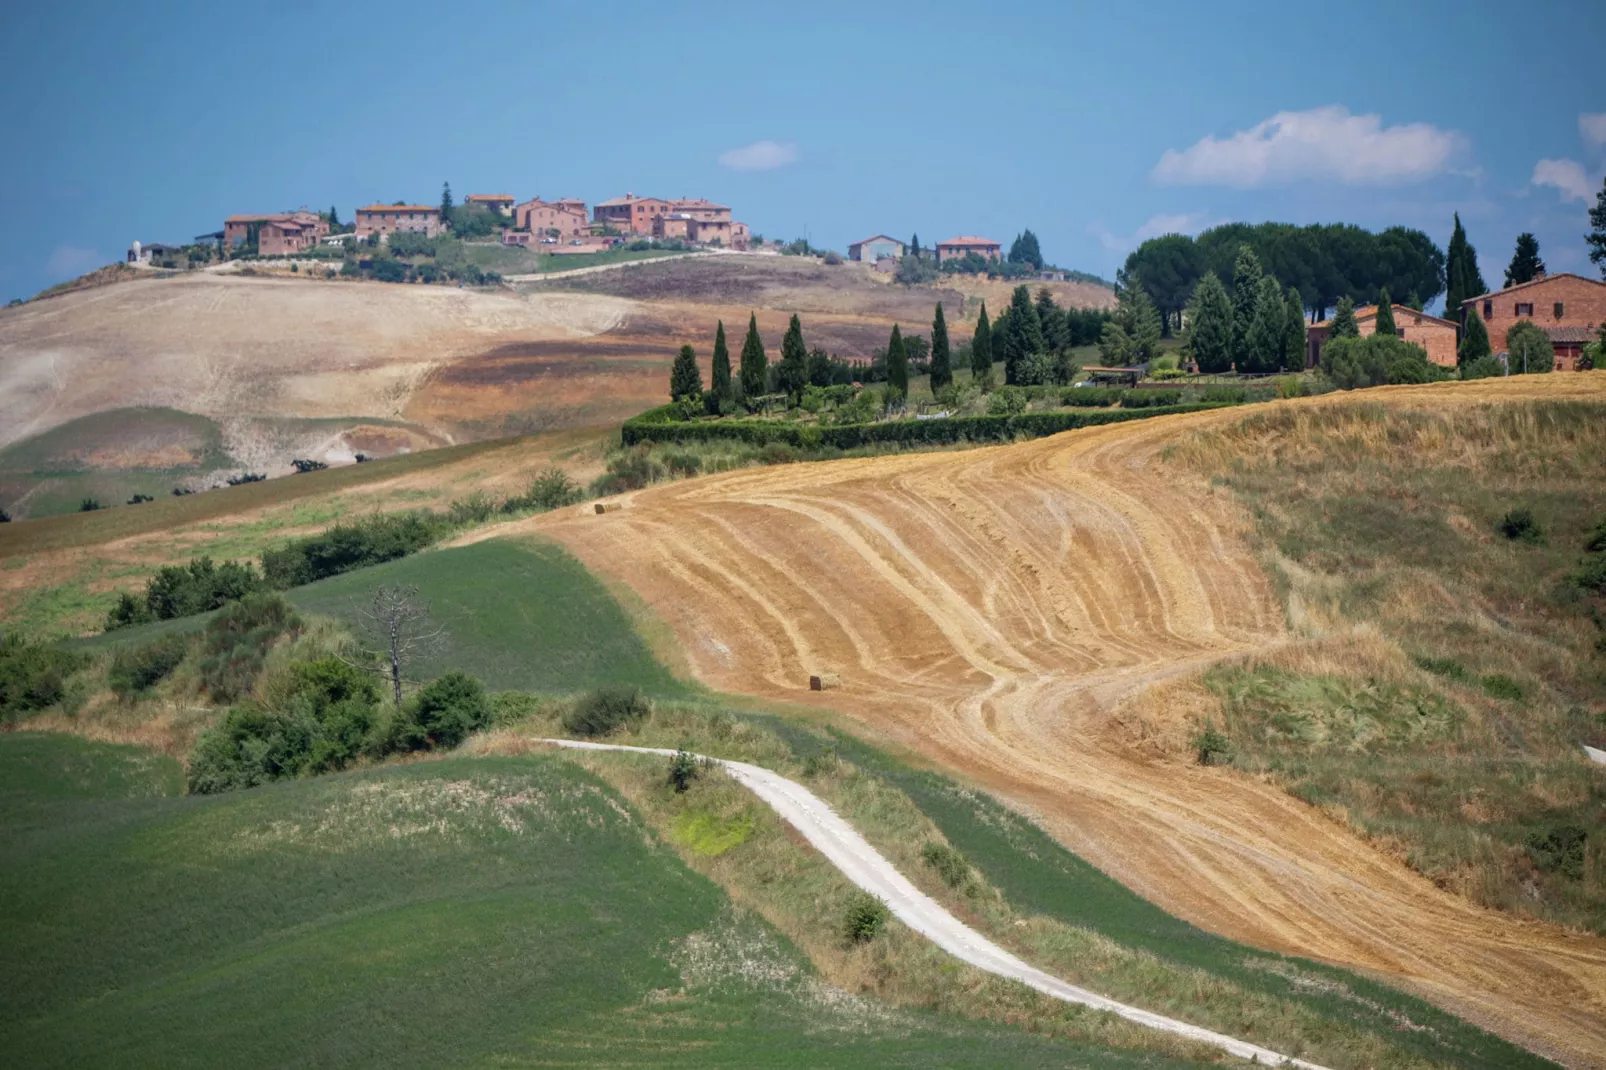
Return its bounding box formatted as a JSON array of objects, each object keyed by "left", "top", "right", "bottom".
[{"left": 525, "top": 374, "right": 1606, "bottom": 1067}]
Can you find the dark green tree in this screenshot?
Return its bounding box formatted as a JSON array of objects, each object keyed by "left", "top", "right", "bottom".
[
  {"left": 1590, "top": 177, "right": 1606, "bottom": 279},
  {"left": 1229, "top": 245, "right": 1264, "bottom": 371},
  {"left": 1504, "top": 319, "right": 1554, "bottom": 374},
  {"left": 1504, "top": 233, "right": 1545, "bottom": 288},
  {"left": 807, "top": 346, "right": 833, "bottom": 387},
  {"left": 971, "top": 302, "right": 993, "bottom": 382},
  {"left": 1373, "top": 288, "right": 1397, "bottom": 338},
  {"left": 440, "top": 182, "right": 454, "bottom": 231},
  {"left": 777, "top": 313, "right": 808, "bottom": 400},
  {"left": 929, "top": 303, "right": 952, "bottom": 391},
  {"left": 669, "top": 344, "right": 702, "bottom": 401},
  {"left": 886, "top": 324, "right": 909, "bottom": 397},
  {"left": 1283, "top": 285, "right": 1308, "bottom": 372},
  {"left": 1243, "top": 275, "right": 1287, "bottom": 374},
  {"left": 1118, "top": 282, "right": 1163, "bottom": 361},
  {"left": 1444, "top": 212, "right": 1486, "bottom": 333},
  {"left": 1007, "top": 229, "right": 1043, "bottom": 270},
  {"left": 1035, "top": 288, "right": 1067, "bottom": 351},
  {"left": 328, "top": 204, "right": 340, "bottom": 228},
  {"left": 1329, "top": 296, "right": 1360, "bottom": 339},
  {"left": 710, "top": 320, "right": 732, "bottom": 403},
  {"left": 1002, "top": 284, "right": 1043, "bottom": 384},
  {"left": 910, "top": 233, "right": 921, "bottom": 258},
  {"left": 1121, "top": 233, "right": 1201, "bottom": 335},
  {"left": 1186, "top": 272, "right": 1234, "bottom": 373},
  {"left": 738, "top": 313, "right": 767, "bottom": 400},
  {"left": 1406, "top": 291, "right": 1423, "bottom": 311},
  {"left": 1458, "top": 307, "right": 1491, "bottom": 367}
]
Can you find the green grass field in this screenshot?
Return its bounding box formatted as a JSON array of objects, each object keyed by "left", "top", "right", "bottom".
[{"left": 0, "top": 732, "right": 1211, "bottom": 1069}]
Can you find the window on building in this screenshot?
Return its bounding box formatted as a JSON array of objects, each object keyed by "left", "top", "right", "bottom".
[
  {"left": 1483, "top": 300, "right": 1492, "bottom": 318},
  {"left": 1554, "top": 302, "right": 1564, "bottom": 319},
  {"left": 1515, "top": 302, "right": 1533, "bottom": 317}
]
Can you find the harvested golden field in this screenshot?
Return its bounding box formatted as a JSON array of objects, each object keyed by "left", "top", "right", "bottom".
[{"left": 523, "top": 373, "right": 1606, "bottom": 1067}]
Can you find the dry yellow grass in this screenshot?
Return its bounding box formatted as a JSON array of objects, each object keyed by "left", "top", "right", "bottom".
[{"left": 513, "top": 373, "right": 1606, "bottom": 1066}]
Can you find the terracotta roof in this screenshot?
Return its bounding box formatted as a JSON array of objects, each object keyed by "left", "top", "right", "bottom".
[
  {"left": 850, "top": 235, "right": 904, "bottom": 248},
  {"left": 466, "top": 194, "right": 513, "bottom": 202},
  {"left": 937, "top": 236, "right": 1000, "bottom": 247},
  {"left": 1544, "top": 326, "right": 1598, "bottom": 343},
  {"left": 225, "top": 213, "right": 291, "bottom": 224},
  {"left": 670, "top": 198, "right": 728, "bottom": 210},
  {"left": 357, "top": 204, "right": 438, "bottom": 213},
  {"left": 1314, "top": 303, "right": 1456, "bottom": 329},
  {"left": 1462, "top": 272, "right": 1606, "bottom": 304}
]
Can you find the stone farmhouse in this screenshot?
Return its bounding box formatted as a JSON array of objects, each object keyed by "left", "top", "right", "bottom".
[
  {"left": 1307, "top": 304, "right": 1459, "bottom": 369},
  {"left": 509, "top": 197, "right": 590, "bottom": 243},
  {"left": 223, "top": 211, "right": 328, "bottom": 249},
  {"left": 935, "top": 236, "right": 1001, "bottom": 264},
  {"left": 848, "top": 235, "right": 905, "bottom": 262},
  {"left": 1462, "top": 273, "right": 1606, "bottom": 371},
  {"left": 593, "top": 193, "right": 749, "bottom": 248},
  {"left": 354, "top": 204, "right": 442, "bottom": 240}
]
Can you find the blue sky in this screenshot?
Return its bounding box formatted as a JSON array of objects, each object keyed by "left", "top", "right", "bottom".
[{"left": 2, "top": 0, "right": 1602, "bottom": 306}]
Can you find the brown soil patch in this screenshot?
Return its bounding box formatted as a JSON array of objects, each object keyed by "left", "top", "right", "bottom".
[{"left": 516, "top": 373, "right": 1606, "bottom": 1067}]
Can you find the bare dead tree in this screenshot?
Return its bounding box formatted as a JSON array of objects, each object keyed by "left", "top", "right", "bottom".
[{"left": 340, "top": 584, "right": 445, "bottom": 706}]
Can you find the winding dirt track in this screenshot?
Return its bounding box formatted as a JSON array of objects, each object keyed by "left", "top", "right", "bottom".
[{"left": 529, "top": 376, "right": 1606, "bottom": 1066}]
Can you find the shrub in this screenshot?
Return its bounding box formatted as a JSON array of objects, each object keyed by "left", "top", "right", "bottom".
[
  {"left": 758, "top": 442, "right": 798, "bottom": 465},
  {"left": 800, "top": 748, "right": 839, "bottom": 778},
  {"left": 1413, "top": 654, "right": 1470, "bottom": 683},
  {"left": 821, "top": 250, "right": 843, "bottom": 266},
  {"left": 105, "top": 592, "right": 152, "bottom": 630},
  {"left": 1120, "top": 388, "right": 1185, "bottom": 408},
  {"left": 261, "top": 511, "right": 442, "bottom": 589},
  {"left": 107, "top": 635, "right": 189, "bottom": 700},
  {"left": 668, "top": 748, "right": 700, "bottom": 792},
  {"left": 1498, "top": 508, "right": 1544, "bottom": 544},
  {"left": 1575, "top": 555, "right": 1606, "bottom": 594},
  {"left": 1061, "top": 386, "right": 1122, "bottom": 407},
  {"left": 842, "top": 892, "right": 889, "bottom": 943},
  {"left": 987, "top": 387, "right": 1028, "bottom": 415},
  {"left": 562, "top": 685, "right": 648, "bottom": 737},
  {"left": 1583, "top": 519, "right": 1606, "bottom": 555},
  {"left": 198, "top": 593, "right": 302, "bottom": 701},
  {"left": 589, "top": 446, "right": 665, "bottom": 496},
  {"left": 226, "top": 472, "right": 267, "bottom": 486},
  {"left": 1461, "top": 354, "right": 1503, "bottom": 380},
  {"left": 1480, "top": 674, "right": 1524, "bottom": 701},
  {"left": 1192, "top": 720, "right": 1232, "bottom": 765},
  {"left": 1320, "top": 333, "right": 1438, "bottom": 389},
  {"left": 446, "top": 493, "right": 496, "bottom": 526},
  {"left": 290, "top": 459, "right": 328, "bottom": 473},
  {"left": 394, "top": 671, "right": 492, "bottom": 752},
  {"left": 1526, "top": 825, "right": 1588, "bottom": 880},
  {"left": 141, "top": 557, "right": 265, "bottom": 621},
  {"left": 662, "top": 451, "right": 703, "bottom": 478},
  {"left": 510, "top": 467, "right": 583, "bottom": 512},
  {"left": 126, "top": 493, "right": 154, "bottom": 505},
  {"left": 79, "top": 498, "right": 101, "bottom": 512},
  {"left": 0, "top": 634, "right": 84, "bottom": 723},
  {"left": 921, "top": 841, "right": 971, "bottom": 888}
]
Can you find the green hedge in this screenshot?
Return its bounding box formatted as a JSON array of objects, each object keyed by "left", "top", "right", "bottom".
[{"left": 622, "top": 404, "right": 1229, "bottom": 450}]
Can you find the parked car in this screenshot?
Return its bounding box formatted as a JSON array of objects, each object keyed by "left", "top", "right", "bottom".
[
  {"left": 540, "top": 237, "right": 557, "bottom": 244},
  {"left": 569, "top": 239, "right": 583, "bottom": 246}
]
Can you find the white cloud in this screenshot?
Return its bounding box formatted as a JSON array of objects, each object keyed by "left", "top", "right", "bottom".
[
  {"left": 1092, "top": 212, "right": 1213, "bottom": 253},
  {"left": 718, "top": 140, "right": 799, "bottom": 172},
  {"left": 1580, "top": 112, "right": 1606, "bottom": 150},
  {"left": 1152, "top": 105, "right": 1464, "bottom": 188},
  {"left": 1532, "top": 157, "right": 1591, "bottom": 202},
  {"left": 44, "top": 244, "right": 105, "bottom": 279}
]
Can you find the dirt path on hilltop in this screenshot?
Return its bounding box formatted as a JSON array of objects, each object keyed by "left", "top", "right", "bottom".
[{"left": 520, "top": 374, "right": 1606, "bottom": 1066}]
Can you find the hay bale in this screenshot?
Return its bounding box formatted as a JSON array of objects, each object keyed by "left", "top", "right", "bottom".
[
  {"left": 809, "top": 672, "right": 840, "bottom": 691},
  {"left": 594, "top": 502, "right": 622, "bottom": 514}
]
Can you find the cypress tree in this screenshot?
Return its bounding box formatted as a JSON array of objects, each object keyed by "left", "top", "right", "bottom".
[
  {"left": 1589, "top": 177, "right": 1606, "bottom": 279},
  {"left": 440, "top": 182, "right": 454, "bottom": 230},
  {"left": 1444, "top": 213, "right": 1486, "bottom": 333},
  {"left": 710, "top": 320, "right": 732, "bottom": 403},
  {"left": 1458, "top": 308, "right": 1491, "bottom": 367},
  {"left": 1186, "top": 272, "right": 1233, "bottom": 374},
  {"left": 1230, "top": 245, "right": 1264, "bottom": 371},
  {"left": 1003, "top": 284, "right": 1042, "bottom": 384},
  {"left": 971, "top": 302, "right": 993, "bottom": 382},
  {"left": 1329, "top": 296, "right": 1359, "bottom": 339},
  {"left": 1282, "top": 285, "right": 1308, "bottom": 372},
  {"left": 910, "top": 233, "right": 921, "bottom": 258},
  {"left": 1244, "top": 276, "right": 1286, "bottom": 374},
  {"left": 777, "top": 313, "right": 808, "bottom": 401},
  {"left": 929, "top": 303, "right": 952, "bottom": 391},
  {"left": 1503, "top": 233, "right": 1545, "bottom": 287},
  {"left": 807, "top": 346, "right": 833, "bottom": 387},
  {"left": 738, "top": 313, "right": 767, "bottom": 400},
  {"left": 886, "top": 324, "right": 909, "bottom": 397},
  {"left": 1373, "top": 288, "right": 1397, "bottom": 338},
  {"left": 669, "top": 344, "right": 702, "bottom": 401},
  {"left": 329, "top": 204, "right": 340, "bottom": 228},
  {"left": 1036, "top": 288, "right": 1067, "bottom": 352}
]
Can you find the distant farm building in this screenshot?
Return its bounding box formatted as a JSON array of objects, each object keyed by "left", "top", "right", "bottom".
[
  {"left": 935, "top": 236, "right": 1001, "bottom": 264},
  {"left": 1307, "top": 304, "right": 1459, "bottom": 369},
  {"left": 224, "top": 211, "right": 327, "bottom": 248},
  {"left": 355, "top": 204, "right": 443, "bottom": 240},
  {"left": 848, "top": 235, "right": 905, "bottom": 262},
  {"left": 465, "top": 194, "right": 515, "bottom": 215},
  {"left": 594, "top": 194, "right": 746, "bottom": 246},
  {"left": 1462, "top": 273, "right": 1606, "bottom": 371},
  {"left": 514, "top": 197, "right": 589, "bottom": 239}
]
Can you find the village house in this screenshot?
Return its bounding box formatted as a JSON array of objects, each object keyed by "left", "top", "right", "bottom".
[
  {"left": 650, "top": 213, "right": 747, "bottom": 248},
  {"left": 848, "top": 235, "right": 905, "bottom": 262},
  {"left": 513, "top": 197, "right": 589, "bottom": 239},
  {"left": 258, "top": 217, "right": 323, "bottom": 256},
  {"left": 1306, "top": 304, "right": 1460, "bottom": 369},
  {"left": 593, "top": 193, "right": 671, "bottom": 234},
  {"left": 465, "top": 194, "right": 515, "bottom": 215},
  {"left": 593, "top": 193, "right": 741, "bottom": 240},
  {"left": 1462, "top": 273, "right": 1606, "bottom": 371},
  {"left": 223, "top": 211, "right": 327, "bottom": 248},
  {"left": 667, "top": 197, "right": 732, "bottom": 223},
  {"left": 354, "top": 204, "right": 443, "bottom": 240},
  {"left": 935, "top": 236, "right": 1001, "bottom": 264}
]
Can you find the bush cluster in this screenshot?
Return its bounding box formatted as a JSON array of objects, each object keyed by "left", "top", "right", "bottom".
[
  {"left": 561, "top": 685, "right": 649, "bottom": 737},
  {"left": 0, "top": 634, "right": 84, "bottom": 724},
  {"left": 198, "top": 593, "right": 303, "bottom": 701},
  {"left": 107, "top": 557, "right": 267, "bottom": 629},
  {"left": 1118, "top": 388, "right": 1185, "bottom": 409},
  {"left": 920, "top": 841, "right": 971, "bottom": 888},
  {"left": 1498, "top": 508, "right": 1545, "bottom": 544},
  {"left": 261, "top": 512, "right": 442, "bottom": 588},
  {"left": 842, "top": 892, "right": 889, "bottom": 943},
  {"left": 1319, "top": 334, "right": 1447, "bottom": 389},
  {"left": 107, "top": 635, "right": 188, "bottom": 701}
]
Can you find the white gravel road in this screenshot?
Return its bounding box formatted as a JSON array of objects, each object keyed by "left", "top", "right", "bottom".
[{"left": 545, "top": 738, "right": 1329, "bottom": 1069}]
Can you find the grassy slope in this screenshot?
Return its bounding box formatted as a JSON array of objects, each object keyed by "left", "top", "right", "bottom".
[
  {"left": 0, "top": 732, "right": 1198, "bottom": 1070},
  {"left": 1167, "top": 396, "right": 1606, "bottom": 931}
]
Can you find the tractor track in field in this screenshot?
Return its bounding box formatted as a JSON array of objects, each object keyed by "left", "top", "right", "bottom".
[{"left": 518, "top": 374, "right": 1606, "bottom": 1067}]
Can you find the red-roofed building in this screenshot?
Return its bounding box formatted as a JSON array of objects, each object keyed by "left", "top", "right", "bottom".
[
  {"left": 594, "top": 193, "right": 671, "bottom": 234},
  {"left": 1462, "top": 273, "right": 1606, "bottom": 371},
  {"left": 224, "top": 211, "right": 327, "bottom": 248},
  {"left": 355, "top": 204, "right": 443, "bottom": 239},
  {"left": 514, "top": 197, "right": 589, "bottom": 238},
  {"left": 1306, "top": 304, "right": 1460, "bottom": 369},
  {"left": 935, "top": 236, "right": 1001, "bottom": 264}
]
